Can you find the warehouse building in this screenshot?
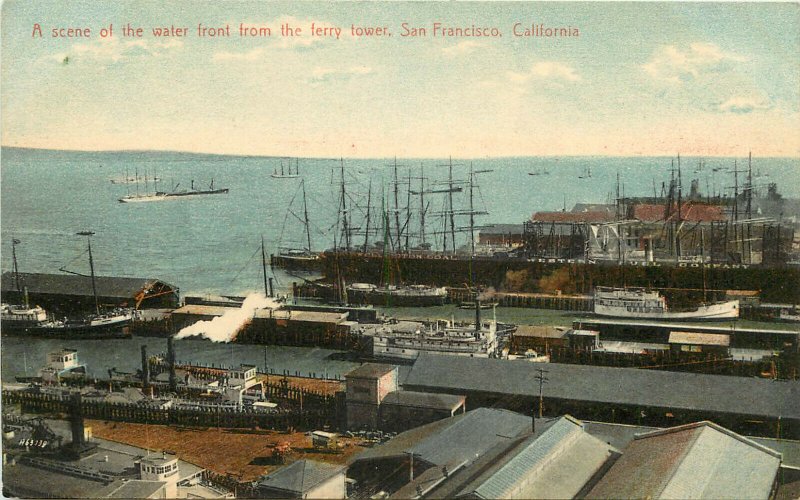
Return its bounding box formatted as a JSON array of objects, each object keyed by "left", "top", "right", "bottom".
[
  {"left": 1, "top": 272, "right": 179, "bottom": 315},
  {"left": 402, "top": 353, "right": 800, "bottom": 439}
]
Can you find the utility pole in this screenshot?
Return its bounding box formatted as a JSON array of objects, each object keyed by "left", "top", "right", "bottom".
[{"left": 534, "top": 368, "right": 549, "bottom": 419}]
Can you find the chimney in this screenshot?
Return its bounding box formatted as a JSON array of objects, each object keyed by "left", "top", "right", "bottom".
[
  {"left": 167, "top": 336, "right": 177, "bottom": 392},
  {"left": 141, "top": 345, "right": 150, "bottom": 389},
  {"left": 70, "top": 392, "right": 85, "bottom": 446},
  {"left": 475, "top": 299, "right": 482, "bottom": 332}
]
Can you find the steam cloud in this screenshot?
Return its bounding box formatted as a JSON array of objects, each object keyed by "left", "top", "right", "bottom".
[{"left": 174, "top": 293, "right": 280, "bottom": 342}]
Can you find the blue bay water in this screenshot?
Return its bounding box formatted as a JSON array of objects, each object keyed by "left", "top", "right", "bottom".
[{"left": 2, "top": 147, "right": 799, "bottom": 296}]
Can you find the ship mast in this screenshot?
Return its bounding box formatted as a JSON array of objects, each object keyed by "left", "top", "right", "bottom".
[
  {"left": 363, "top": 178, "right": 372, "bottom": 253},
  {"left": 77, "top": 231, "right": 100, "bottom": 315},
  {"left": 261, "top": 235, "right": 269, "bottom": 298},
  {"left": 393, "top": 158, "right": 402, "bottom": 252},
  {"left": 11, "top": 238, "right": 21, "bottom": 292},
  {"left": 301, "top": 179, "right": 312, "bottom": 253},
  {"left": 469, "top": 164, "right": 475, "bottom": 256},
  {"left": 339, "top": 158, "right": 351, "bottom": 250},
  {"left": 448, "top": 157, "right": 456, "bottom": 254}
]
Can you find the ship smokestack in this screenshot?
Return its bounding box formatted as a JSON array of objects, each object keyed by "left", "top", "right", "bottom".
[
  {"left": 141, "top": 345, "right": 150, "bottom": 389},
  {"left": 167, "top": 336, "right": 177, "bottom": 392},
  {"left": 475, "top": 299, "right": 481, "bottom": 332}
]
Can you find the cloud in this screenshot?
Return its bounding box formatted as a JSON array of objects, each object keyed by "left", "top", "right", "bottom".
[
  {"left": 716, "top": 95, "right": 773, "bottom": 114},
  {"left": 442, "top": 40, "right": 482, "bottom": 57},
  {"left": 212, "top": 47, "right": 265, "bottom": 62},
  {"left": 310, "top": 65, "right": 373, "bottom": 84},
  {"left": 507, "top": 61, "right": 581, "bottom": 84},
  {"left": 643, "top": 43, "right": 746, "bottom": 84},
  {"left": 45, "top": 37, "right": 183, "bottom": 66}
]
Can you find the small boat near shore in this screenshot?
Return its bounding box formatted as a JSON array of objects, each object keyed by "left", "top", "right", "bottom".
[{"left": 593, "top": 287, "right": 739, "bottom": 321}]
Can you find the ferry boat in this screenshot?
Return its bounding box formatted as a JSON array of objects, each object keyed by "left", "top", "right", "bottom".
[
  {"left": 593, "top": 287, "right": 739, "bottom": 321},
  {"left": 368, "top": 318, "right": 499, "bottom": 362},
  {"left": 1, "top": 303, "right": 48, "bottom": 327}
]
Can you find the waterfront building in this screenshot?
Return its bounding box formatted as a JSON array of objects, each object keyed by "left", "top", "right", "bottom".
[
  {"left": 0, "top": 272, "right": 179, "bottom": 315},
  {"left": 254, "top": 459, "right": 347, "bottom": 499}
]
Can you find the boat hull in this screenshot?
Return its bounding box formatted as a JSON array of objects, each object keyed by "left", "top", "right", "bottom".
[
  {"left": 347, "top": 289, "right": 447, "bottom": 307},
  {"left": 594, "top": 300, "right": 740, "bottom": 321},
  {"left": 1, "top": 319, "right": 132, "bottom": 338}
]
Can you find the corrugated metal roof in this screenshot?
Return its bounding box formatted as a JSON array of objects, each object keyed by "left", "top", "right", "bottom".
[
  {"left": 587, "top": 422, "right": 782, "bottom": 499},
  {"left": 256, "top": 459, "right": 344, "bottom": 494},
  {"left": 1, "top": 272, "right": 174, "bottom": 299},
  {"left": 472, "top": 417, "right": 583, "bottom": 498},
  {"left": 403, "top": 354, "right": 800, "bottom": 419},
  {"left": 668, "top": 331, "right": 730, "bottom": 346}
]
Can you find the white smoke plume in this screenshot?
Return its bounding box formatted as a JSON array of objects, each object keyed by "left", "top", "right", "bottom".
[
  {"left": 478, "top": 287, "right": 497, "bottom": 301},
  {"left": 174, "top": 293, "right": 280, "bottom": 343}
]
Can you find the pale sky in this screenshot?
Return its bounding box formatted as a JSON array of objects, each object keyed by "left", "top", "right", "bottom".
[{"left": 2, "top": 1, "right": 798, "bottom": 157}]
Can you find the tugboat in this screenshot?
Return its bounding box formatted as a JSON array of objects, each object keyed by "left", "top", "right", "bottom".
[{"left": 38, "top": 349, "right": 87, "bottom": 384}]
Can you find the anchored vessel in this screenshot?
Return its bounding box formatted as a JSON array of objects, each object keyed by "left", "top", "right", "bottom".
[
  {"left": 593, "top": 287, "right": 739, "bottom": 321},
  {"left": 119, "top": 179, "right": 228, "bottom": 203}
]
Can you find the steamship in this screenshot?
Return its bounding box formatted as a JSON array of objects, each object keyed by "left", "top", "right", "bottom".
[{"left": 593, "top": 287, "right": 739, "bottom": 321}]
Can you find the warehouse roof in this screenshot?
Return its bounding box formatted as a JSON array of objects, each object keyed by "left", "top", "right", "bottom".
[
  {"left": 352, "top": 408, "right": 532, "bottom": 468},
  {"left": 1, "top": 272, "right": 175, "bottom": 300},
  {"left": 404, "top": 354, "right": 800, "bottom": 419},
  {"left": 256, "top": 460, "right": 344, "bottom": 495},
  {"left": 479, "top": 224, "right": 524, "bottom": 235},
  {"left": 669, "top": 331, "right": 730, "bottom": 346},
  {"left": 381, "top": 390, "right": 465, "bottom": 411},
  {"left": 531, "top": 211, "right": 613, "bottom": 223},
  {"left": 586, "top": 421, "right": 782, "bottom": 499}
]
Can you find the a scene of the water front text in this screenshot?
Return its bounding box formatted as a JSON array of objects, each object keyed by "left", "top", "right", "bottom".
[{"left": 38, "top": 21, "right": 580, "bottom": 40}]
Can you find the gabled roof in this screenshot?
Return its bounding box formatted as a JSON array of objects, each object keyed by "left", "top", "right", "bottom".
[
  {"left": 1, "top": 272, "right": 174, "bottom": 299},
  {"left": 256, "top": 459, "right": 345, "bottom": 494},
  {"left": 586, "top": 421, "right": 782, "bottom": 499},
  {"left": 351, "top": 408, "right": 532, "bottom": 468},
  {"left": 468, "top": 416, "right": 615, "bottom": 499}
]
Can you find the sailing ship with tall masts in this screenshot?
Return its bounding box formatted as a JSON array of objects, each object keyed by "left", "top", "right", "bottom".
[
  {"left": 272, "top": 178, "right": 322, "bottom": 271},
  {"left": 271, "top": 159, "right": 300, "bottom": 179},
  {"left": 1, "top": 232, "right": 135, "bottom": 337}
]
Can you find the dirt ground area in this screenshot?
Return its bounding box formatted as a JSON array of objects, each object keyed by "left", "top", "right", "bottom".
[
  {"left": 257, "top": 374, "right": 344, "bottom": 395},
  {"left": 88, "top": 420, "right": 364, "bottom": 482}
]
